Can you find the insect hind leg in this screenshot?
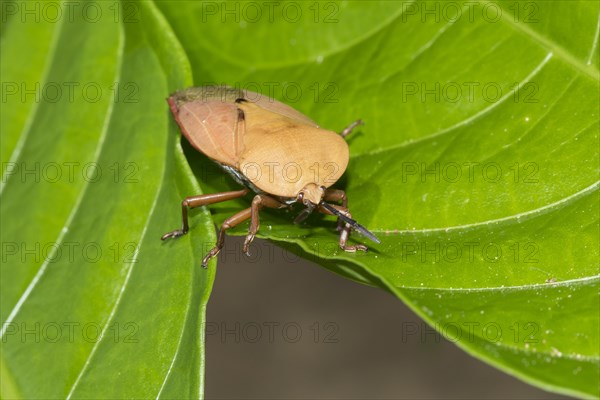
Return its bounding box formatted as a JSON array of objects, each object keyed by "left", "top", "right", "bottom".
[{"left": 339, "top": 119, "right": 364, "bottom": 138}]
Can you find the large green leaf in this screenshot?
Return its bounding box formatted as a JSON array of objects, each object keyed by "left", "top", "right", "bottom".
[
  {"left": 157, "top": 0, "right": 600, "bottom": 397},
  {"left": 1, "top": 1, "right": 214, "bottom": 397},
  {"left": 2, "top": 0, "right": 598, "bottom": 398}
]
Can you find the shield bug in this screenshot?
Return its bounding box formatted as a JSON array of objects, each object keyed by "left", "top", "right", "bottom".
[{"left": 162, "top": 86, "right": 379, "bottom": 267}]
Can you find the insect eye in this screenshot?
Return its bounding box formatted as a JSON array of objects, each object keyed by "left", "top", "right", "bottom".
[{"left": 299, "top": 193, "right": 311, "bottom": 205}]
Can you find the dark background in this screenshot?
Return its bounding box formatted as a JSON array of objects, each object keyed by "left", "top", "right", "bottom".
[{"left": 205, "top": 237, "right": 567, "bottom": 399}]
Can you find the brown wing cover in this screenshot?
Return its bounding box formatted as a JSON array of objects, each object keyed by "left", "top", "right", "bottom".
[
  {"left": 168, "top": 86, "right": 348, "bottom": 197},
  {"left": 168, "top": 87, "right": 243, "bottom": 167},
  {"left": 237, "top": 102, "right": 349, "bottom": 197}
]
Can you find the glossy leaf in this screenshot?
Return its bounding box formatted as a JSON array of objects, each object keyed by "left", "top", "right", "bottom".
[
  {"left": 157, "top": 0, "right": 600, "bottom": 397},
  {"left": 1, "top": 1, "right": 214, "bottom": 398}
]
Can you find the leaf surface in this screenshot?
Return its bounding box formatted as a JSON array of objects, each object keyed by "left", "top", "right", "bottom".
[
  {"left": 1, "top": 1, "right": 214, "bottom": 398},
  {"left": 157, "top": 1, "right": 600, "bottom": 397}
]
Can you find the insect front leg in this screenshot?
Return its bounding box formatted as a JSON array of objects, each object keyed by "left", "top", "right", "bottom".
[
  {"left": 244, "top": 194, "right": 286, "bottom": 255},
  {"left": 339, "top": 119, "right": 364, "bottom": 138},
  {"left": 161, "top": 188, "right": 249, "bottom": 240},
  {"left": 317, "top": 203, "right": 368, "bottom": 253},
  {"left": 324, "top": 188, "right": 348, "bottom": 231}
]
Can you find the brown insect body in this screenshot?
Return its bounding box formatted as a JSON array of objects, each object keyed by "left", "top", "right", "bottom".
[
  {"left": 169, "top": 87, "right": 348, "bottom": 201},
  {"left": 163, "top": 86, "right": 378, "bottom": 267},
  {"left": 238, "top": 100, "right": 349, "bottom": 200}
]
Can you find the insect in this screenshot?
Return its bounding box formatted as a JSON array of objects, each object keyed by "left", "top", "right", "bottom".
[{"left": 161, "top": 86, "right": 379, "bottom": 267}]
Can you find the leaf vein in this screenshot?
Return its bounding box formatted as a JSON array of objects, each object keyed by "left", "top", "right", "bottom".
[
  {"left": 351, "top": 52, "right": 553, "bottom": 159},
  {"left": 489, "top": 0, "right": 599, "bottom": 80},
  {"left": 0, "top": 11, "right": 66, "bottom": 196},
  {"left": 0, "top": 20, "right": 124, "bottom": 338},
  {"left": 371, "top": 181, "right": 599, "bottom": 234}
]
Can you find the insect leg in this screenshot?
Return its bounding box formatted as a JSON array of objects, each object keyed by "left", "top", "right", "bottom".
[
  {"left": 324, "top": 188, "right": 348, "bottom": 231},
  {"left": 244, "top": 194, "right": 286, "bottom": 255},
  {"left": 161, "top": 188, "right": 250, "bottom": 240},
  {"left": 339, "top": 119, "right": 364, "bottom": 138},
  {"left": 317, "top": 203, "right": 368, "bottom": 253},
  {"left": 202, "top": 207, "right": 252, "bottom": 268}
]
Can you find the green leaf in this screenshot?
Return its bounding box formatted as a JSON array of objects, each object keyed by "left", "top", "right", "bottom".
[
  {"left": 1, "top": 1, "right": 214, "bottom": 398},
  {"left": 157, "top": 0, "right": 600, "bottom": 397}
]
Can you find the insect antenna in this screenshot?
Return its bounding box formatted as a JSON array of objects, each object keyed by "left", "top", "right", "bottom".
[{"left": 320, "top": 202, "right": 381, "bottom": 244}]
